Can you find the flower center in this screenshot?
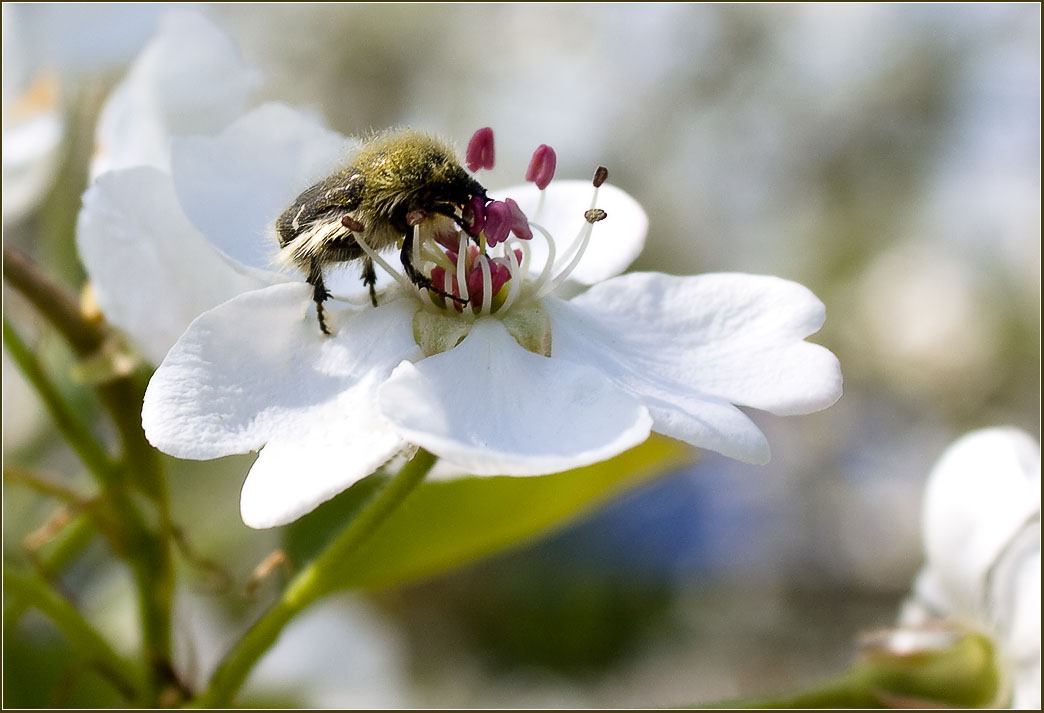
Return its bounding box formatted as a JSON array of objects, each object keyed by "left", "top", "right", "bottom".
[
  {"left": 364, "top": 130, "right": 610, "bottom": 321},
  {"left": 359, "top": 128, "right": 611, "bottom": 357}
]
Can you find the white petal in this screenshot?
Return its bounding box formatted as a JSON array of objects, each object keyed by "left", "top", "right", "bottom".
[
  {"left": 170, "top": 102, "right": 351, "bottom": 276},
  {"left": 1007, "top": 546, "right": 1041, "bottom": 709},
  {"left": 143, "top": 283, "right": 420, "bottom": 460},
  {"left": 378, "top": 317, "right": 652, "bottom": 476},
  {"left": 501, "top": 181, "right": 648, "bottom": 284},
  {"left": 642, "top": 394, "right": 772, "bottom": 465},
  {"left": 240, "top": 431, "right": 405, "bottom": 530},
  {"left": 2, "top": 71, "right": 63, "bottom": 222},
  {"left": 76, "top": 166, "right": 271, "bottom": 363},
  {"left": 553, "top": 272, "right": 843, "bottom": 414},
  {"left": 8, "top": 4, "right": 167, "bottom": 76},
  {"left": 91, "top": 11, "right": 259, "bottom": 178},
  {"left": 1004, "top": 542, "right": 1041, "bottom": 709},
  {"left": 921, "top": 427, "right": 1041, "bottom": 621}
]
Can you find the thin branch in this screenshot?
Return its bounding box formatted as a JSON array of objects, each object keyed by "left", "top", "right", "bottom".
[
  {"left": 2, "top": 319, "right": 122, "bottom": 488},
  {"left": 3, "top": 565, "right": 145, "bottom": 702},
  {"left": 2, "top": 245, "right": 105, "bottom": 355},
  {"left": 195, "top": 449, "right": 437, "bottom": 707}
]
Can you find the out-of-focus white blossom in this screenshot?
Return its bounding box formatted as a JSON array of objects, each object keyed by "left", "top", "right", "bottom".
[{"left": 901, "top": 427, "right": 1041, "bottom": 708}]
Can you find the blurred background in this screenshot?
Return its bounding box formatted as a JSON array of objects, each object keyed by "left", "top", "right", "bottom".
[{"left": 3, "top": 3, "right": 1039, "bottom": 707}]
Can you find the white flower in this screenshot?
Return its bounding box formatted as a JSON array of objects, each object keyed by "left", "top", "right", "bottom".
[
  {"left": 2, "top": 5, "right": 63, "bottom": 222},
  {"left": 103, "top": 104, "right": 844, "bottom": 527},
  {"left": 76, "top": 11, "right": 280, "bottom": 364},
  {"left": 901, "top": 427, "right": 1041, "bottom": 709},
  {"left": 89, "top": 11, "right": 260, "bottom": 180},
  {"left": 3, "top": 5, "right": 188, "bottom": 222}
]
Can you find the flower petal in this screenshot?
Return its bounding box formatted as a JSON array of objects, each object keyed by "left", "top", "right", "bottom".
[
  {"left": 544, "top": 273, "right": 841, "bottom": 462},
  {"left": 502, "top": 181, "right": 648, "bottom": 284},
  {"left": 2, "top": 41, "right": 63, "bottom": 223},
  {"left": 641, "top": 393, "right": 772, "bottom": 465},
  {"left": 552, "top": 272, "right": 842, "bottom": 414},
  {"left": 77, "top": 166, "right": 271, "bottom": 363},
  {"left": 143, "top": 282, "right": 420, "bottom": 460},
  {"left": 377, "top": 317, "right": 652, "bottom": 476},
  {"left": 921, "top": 427, "right": 1040, "bottom": 621},
  {"left": 91, "top": 11, "right": 259, "bottom": 178},
  {"left": 240, "top": 433, "right": 405, "bottom": 530},
  {"left": 170, "top": 102, "right": 350, "bottom": 276}
]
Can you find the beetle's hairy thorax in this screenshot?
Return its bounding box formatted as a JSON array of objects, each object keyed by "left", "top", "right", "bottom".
[
  {"left": 352, "top": 130, "right": 474, "bottom": 230},
  {"left": 275, "top": 129, "right": 480, "bottom": 274}
]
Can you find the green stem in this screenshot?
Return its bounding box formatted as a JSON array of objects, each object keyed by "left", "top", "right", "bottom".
[
  {"left": 2, "top": 246, "right": 105, "bottom": 355},
  {"left": 3, "top": 319, "right": 122, "bottom": 487},
  {"left": 4, "top": 464, "right": 92, "bottom": 504},
  {"left": 3, "top": 515, "right": 96, "bottom": 639},
  {"left": 4, "top": 252, "right": 178, "bottom": 703},
  {"left": 698, "top": 632, "right": 1000, "bottom": 709},
  {"left": 195, "top": 449, "right": 437, "bottom": 708},
  {"left": 3, "top": 565, "right": 145, "bottom": 702}
]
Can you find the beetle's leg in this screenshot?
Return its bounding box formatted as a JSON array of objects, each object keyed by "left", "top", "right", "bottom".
[
  {"left": 400, "top": 227, "right": 468, "bottom": 305},
  {"left": 361, "top": 257, "right": 378, "bottom": 307},
  {"left": 307, "top": 259, "right": 331, "bottom": 335}
]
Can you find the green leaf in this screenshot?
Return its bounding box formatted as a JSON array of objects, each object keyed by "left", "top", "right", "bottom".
[{"left": 284, "top": 435, "right": 690, "bottom": 590}]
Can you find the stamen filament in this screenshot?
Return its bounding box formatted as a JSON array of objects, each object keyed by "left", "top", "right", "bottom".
[
  {"left": 413, "top": 227, "right": 424, "bottom": 279},
  {"left": 442, "top": 269, "right": 453, "bottom": 298},
  {"left": 541, "top": 221, "right": 595, "bottom": 299},
  {"left": 421, "top": 243, "right": 456, "bottom": 271},
  {"left": 517, "top": 235, "right": 532, "bottom": 275},
  {"left": 480, "top": 256, "right": 493, "bottom": 315},
  {"left": 352, "top": 231, "right": 415, "bottom": 294},
  {"left": 526, "top": 222, "right": 557, "bottom": 297},
  {"left": 455, "top": 233, "right": 470, "bottom": 302},
  {"left": 537, "top": 182, "right": 603, "bottom": 298},
  {"left": 499, "top": 242, "right": 524, "bottom": 313}
]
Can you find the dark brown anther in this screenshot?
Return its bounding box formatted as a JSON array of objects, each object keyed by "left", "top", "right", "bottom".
[
  {"left": 405, "top": 209, "right": 429, "bottom": 227},
  {"left": 584, "top": 209, "right": 608, "bottom": 223},
  {"left": 592, "top": 166, "right": 609, "bottom": 188},
  {"left": 341, "top": 215, "right": 365, "bottom": 232}
]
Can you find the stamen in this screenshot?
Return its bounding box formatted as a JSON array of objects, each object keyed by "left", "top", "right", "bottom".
[
  {"left": 341, "top": 215, "right": 365, "bottom": 232},
  {"left": 455, "top": 233, "right": 470, "bottom": 302},
  {"left": 421, "top": 242, "right": 456, "bottom": 271},
  {"left": 537, "top": 169, "right": 608, "bottom": 298},
  {"left": 413, "top": 226, "right": 424, "bottom": 278},
  {"left": 465, "top": 195, "right": 487, "bottom": 235},
  {"left": 499, "top": 243, "right": 524, "bottom": 313},
  {"left": 484, "top": 201, "right": 510, "bottom": 246},
  {"left": 352, "top": 230, "right": 414, "bottom": 294},
  {"left": 517, "top": 236, "right": 531, "bottom": 276},
  {"left": 525, "top": 144, "right": 557, "bottom": 190},
  {"left": 466, "top": 127, "right": 495, "bottom": 172},
  {"left": 526, "top": 222, "right": 558, "bottom": 296},
  {"left": 479, "top": 256, "right": 493, "bottom": 315},
  {"left": 504, "top": 198, "right": 532, "bottom": 240}
]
